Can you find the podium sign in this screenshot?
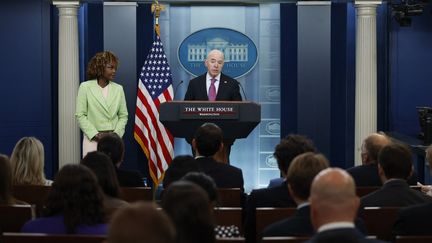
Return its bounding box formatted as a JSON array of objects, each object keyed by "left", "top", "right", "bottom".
[
  {"left": 180, "top": 103, "right": 239, "bottom": 120},
  {"left": 160, "top": 101, "right": 260, "bottom": 140}
]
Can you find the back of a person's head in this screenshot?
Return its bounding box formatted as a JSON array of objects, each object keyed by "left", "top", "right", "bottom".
[
  {"left": 378, "top": 143, "right": 412, "bottom": 180},
  {"left": 311, "top": 168, "right": 357, "bottom": 205},
  {"left": 0, "top": 154, "right": 13, "bottom": 204},
  {"left": 362, "top": 133, "right": 390, "bottom": 162},
  {"left": 274, "top": 134, "right": 316, "bottom": 174},
  {"left": 309, "top": 168, "right": 359, "bottom": 229},
  {"left": 181, "top": 172, "right": 218, "bottom": 204},
  {"left": 10, "top": 137, "right": 46, "bottom": 185},
  {"left": 81, "top": 151, "right": 120, "bottom": 198},
  {"left": 163, "top": 155, "right": 201, "bottom": 189},
  {"left": 193, "top": 123, "right": 223, "bottom": 157},
  {"left": 45, "top": 164, "right": 105, "bottom": 234},
  {"left": 109, "top": 202, "right": 176, "bottom": 243},
  {"left": 286, "top": 152, "right": 329, "bottom": 201},
  {"left": 161, "top": 181, "right": 215, "bottom": 243},
  {"left": 97, "top": 133, "right": 124, "bottom": 165}
]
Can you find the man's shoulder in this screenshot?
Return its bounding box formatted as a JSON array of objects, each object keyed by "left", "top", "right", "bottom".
[
  {"left": 189, "top": 74, "right": 206, "bottom": 82},
  {"left": 250, "top": 182, "right": 288, "bottom": 198},
  {"left": 220, "top": 73, "right": 237, "bottom": 82},
  {"left": 225, "top": 163, "right": 242, "bottom": 173},
  {"left": 347, "top": 163, "right": 376, "bottom": 172}
]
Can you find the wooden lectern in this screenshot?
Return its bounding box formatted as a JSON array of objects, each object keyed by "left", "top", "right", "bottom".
[{"left": 159, "top": 101, "right": 261, "bottom": 163}]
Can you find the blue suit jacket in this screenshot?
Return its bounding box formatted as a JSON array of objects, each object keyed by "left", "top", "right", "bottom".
[
  {"left": 75, "top": 80, "right": 128, "bottom": 140},
  {"left": 184, "top": 73, "right": 242, "bottom": 101}
]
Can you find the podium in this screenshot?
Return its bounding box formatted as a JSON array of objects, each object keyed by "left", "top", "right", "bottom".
[{"left": 159, "top": 101, "right": 261, "bottom": 140}]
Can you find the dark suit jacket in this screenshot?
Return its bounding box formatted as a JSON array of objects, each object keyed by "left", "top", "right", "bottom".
[
  {"left": 184, "top": 73, "right": 242, "bottom": 101},
  {"left": 244, "top": 180, "right": 296, "bottom": 243},
  {"left": 306, "top": 228, "right": 386, "bottom": 243},
  {"left": 262, "top": 205, "right": 367, "bottom": 238},
  {"left": 393, "top": 202, "right": 432, "bottom": 236},
  {"left": 347, "top": 162, "right": 418, "bottom": 187},
  {"left": 360, "top": 179, "right": 432, "bottom": 207},
  {"left": 195, "top": 157, "right": 244, "bottom": 190},
  {"left": 262, "top": 205, "right": 313, "bottom": 237},
  {"left": 116, "top": 168, "right": 144, "bottom": 187}
]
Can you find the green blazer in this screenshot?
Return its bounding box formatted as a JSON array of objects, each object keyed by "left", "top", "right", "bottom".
[{"left": 75, "top": 80, "right": 128, "bottom": 140}]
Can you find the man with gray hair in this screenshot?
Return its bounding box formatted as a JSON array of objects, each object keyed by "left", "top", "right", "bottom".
[
  {"left": 308, "top": 168, "right": 384, "bottom": 243},
  {"left": 347, "top": 133, "right": 417, "bottom": 186},
  {"left": 184, "top": 49, "right": 242, "bottom": 101}
]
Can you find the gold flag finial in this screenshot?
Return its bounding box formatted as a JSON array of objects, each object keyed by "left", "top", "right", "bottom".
[{"left": 151, "top": 0, "right": 165, "bottom": 36}]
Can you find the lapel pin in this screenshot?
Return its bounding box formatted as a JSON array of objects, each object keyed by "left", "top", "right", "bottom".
[{"left": 224, "top": 81, "right": 227, "bottom": 84}]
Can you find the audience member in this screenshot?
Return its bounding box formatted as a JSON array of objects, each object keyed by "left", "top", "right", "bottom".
[
  {"left": 262, "top": 152, "right": 329, "bottom": 237},
  {"left": 163, "top": 155, "right": 201, "bottom": 189},
  {"left": 108, "top": 202, "right": 176, "bottom": 243},
  {"left": 10, "top": 137, "right": 52, "bottom": 186},
  {"left": 21, "top": 164, "right": 107, "bottom": 235},
  {"left": 81, "top": 151, "right": 128, "bottom": 218},
  {"left": 245, "top": 135, "right": 314, "bottom": 243},
  {"left": 392, "top": 144, "right": 432, "bottom": 236},
  {"left": 307, "top": 168, "right": 384, "bottom": 243},
  {"left": 267, "top": 134, "right": 316, "bottom": 188},
  {"left": 192, "top": 123, "right": 244, "bottom": 190},
  {"left": 97, "top": 133, "right": 144, "bottom": 187},
  {"left": 182, "top": 172, "right": 241, "bottom": 238},
  {"left": 0, "top": 154, "right": 27, "bottom": 205},
  {"left": 419, "top": 144, "right": 432, "bottom": 196},
  {"left": 361, "top": 143, "right": 432, "bottom": 207},
  {"left": 393, "top": 201, "right": 432, "bottom": 236},
  {"left": 347, "top": 133, "right": 417, "bottom": 187},
  {"left": 161, "top": 181, "right": 215, "bottom": 243},
  {"left": 347, "top": 133, "right": 390, "bottom": 186}
]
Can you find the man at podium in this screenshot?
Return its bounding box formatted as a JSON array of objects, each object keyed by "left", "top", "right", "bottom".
[
  {"left": 184, "top": 49, "right": 242, "bottom": 102},
  {"left": 184, "top": 49, "right": 242, "bottom": 163}
]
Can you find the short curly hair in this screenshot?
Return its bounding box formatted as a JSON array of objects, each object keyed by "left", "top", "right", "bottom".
[{"left": 86, "top": 51, "right": 119, "bottom": 80}]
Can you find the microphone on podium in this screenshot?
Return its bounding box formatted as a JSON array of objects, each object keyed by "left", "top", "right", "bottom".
[
  {"left": 236, "top": 80, "right": 248, "bottom": 101},
  {"left": 173, "top": 80, "right": 184, "bottom": 100}
]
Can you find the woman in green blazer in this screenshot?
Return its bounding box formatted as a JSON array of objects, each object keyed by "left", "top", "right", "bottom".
[{"left": 76, "top": 51, "right": 128, "bottom": 156}]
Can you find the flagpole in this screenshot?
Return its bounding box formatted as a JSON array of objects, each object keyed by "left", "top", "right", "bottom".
[
  {"left": 150, "top": 0, "right": 166, "bottom": 200},
  {"left": 151, "top": 0, "right": 165, "bottom": 37}
]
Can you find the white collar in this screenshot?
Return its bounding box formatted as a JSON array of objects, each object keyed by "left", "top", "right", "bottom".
[
  {"left": 317, "top": 221, "right": 355, "bottom": 233},
  {"left": 297, "top": 202, "right": 309, "bottom": 209},
  {"left": 206, "top": 73, "right": 221, "bottom": 82}
]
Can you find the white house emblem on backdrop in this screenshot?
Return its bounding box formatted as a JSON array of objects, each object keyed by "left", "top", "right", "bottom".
[{"left": 178, "top": 28, "right": 258, "bottom": 79}]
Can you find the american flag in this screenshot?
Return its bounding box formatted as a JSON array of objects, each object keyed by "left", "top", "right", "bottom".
[{"left": 134, "top": 34, "right": 174, "bottom": 185}]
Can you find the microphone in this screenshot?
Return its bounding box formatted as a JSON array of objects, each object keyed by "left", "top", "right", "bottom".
[
  {"left": 236, "top": 80, "right": 247, "bottom": 101},
  {"left": 173, "top": 80, "right": 184, "bottom": 100}
]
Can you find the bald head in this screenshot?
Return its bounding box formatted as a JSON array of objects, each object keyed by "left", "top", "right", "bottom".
[
  {"left": 310, "top": 168, "right": 359, "bottom": 230},
  {"left": 361, "top": 133, "right": 390, "bottom": 164}
]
